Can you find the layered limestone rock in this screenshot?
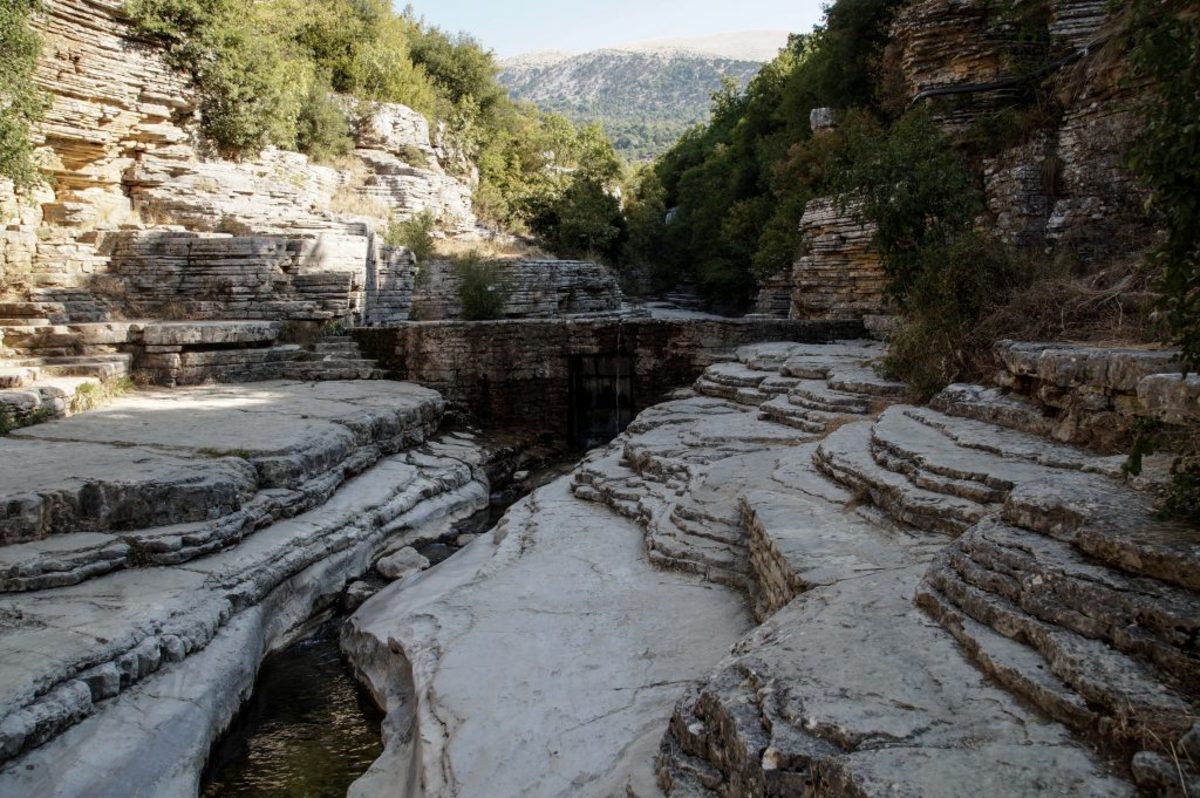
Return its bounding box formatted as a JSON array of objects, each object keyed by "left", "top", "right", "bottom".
[
  {"left": 4, "top": 0, "right": 477, "bottom": 328},
  {"left": 977, "top": 340, "right": 1185, "bottom": 450},
  {"left": 342, "top": 478, "right": 752, "bottom": 798},
  {"left": 789, "top": 198, "right": 887, "bottom": 321},
  {"left": 410, "top": 259, "right": 625, "bottom": 320},
  {"left": 0, "top": 379, "right": 490, "bottom": 795},
  {"left": 339, "top": 340, "right": 1168, "bottom": 796},
  {"left": 890, "top": 0, "right": 1154, "bottom": 263}
]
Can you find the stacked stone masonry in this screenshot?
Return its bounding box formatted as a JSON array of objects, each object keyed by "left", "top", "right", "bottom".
[{"left": 410, "top": 259, "right": 625, "bottom": 321}]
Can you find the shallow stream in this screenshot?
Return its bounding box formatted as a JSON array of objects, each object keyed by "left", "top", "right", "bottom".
[{"left": 200, "top": 619, "right": 383, "bottom": 797}]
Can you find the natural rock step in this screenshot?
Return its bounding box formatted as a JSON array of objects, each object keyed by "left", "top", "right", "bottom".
[
  {"left": 733, "top": 387, "right": 770, "bottom": 406},
  {"left": 0, "top": 368, "right": 40, "bottom": 390},
  {"left": 0, "top": 442, "right": 486, "bottom": 767},
  {"left": 756, "top": 394, "right": 829, "bottom": 433},
  {"left": 2, "top": 353, "right": 130, "bottom": 369},
  {"left": 940, "top": 518, "right": 1200, "bottom": 692},
  {"left": 1002, "top": 480, "right": 1200, "bottom": 592},
  {"left": 920, "top": 557, "right": 1196, "bottom": 752},
  {"left": 663, "top": 564, "right": 1135, "bottom": 797},
  {"left": 0, "top": 303, "right": 67, "bottom": 322},
  {"left": 931, "top": 383, "right": 1056, "bottom": 438},
  {"left": 313, "top": 341, "right": 359, "bottom": 354},
  {"left": 647, "top": 527, "right": 747, "bottom": 574},
  {"left": 826, "top": 366, "right": 908, "bottom": 397},
  {"left": 787, "top": 379, "right": 871, "bottom": 414},
  {"left": 669, "top": 506, "right": 744, "bottom": 547},
  {"left": 0, "top": 319, "right": 51, "bottom": 328},
  {"left": 903, "top": 404, "right": 1129, "bottom": 478},
  {"left": 815, "top": 422, "right": 984, "bottom": 535},
  {"left": 0, "top": 381, "right": 442, "bottom": 545}
]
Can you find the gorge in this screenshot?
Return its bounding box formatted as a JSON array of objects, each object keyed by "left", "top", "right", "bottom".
[{"left": 0, "top": 1, "right": 1197, "bottom": 797}]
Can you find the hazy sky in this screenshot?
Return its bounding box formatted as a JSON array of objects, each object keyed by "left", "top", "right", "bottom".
[{"left": 403, "top": 1, "right": 828, "bottom": 57}]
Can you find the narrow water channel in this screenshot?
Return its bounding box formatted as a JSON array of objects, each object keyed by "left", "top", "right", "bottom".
[
  {"left": 200, "top": 619, "right": 383, "bottom": 797},
  {"left": 201, "top": 453, "right": 582, "bottom": 796}
]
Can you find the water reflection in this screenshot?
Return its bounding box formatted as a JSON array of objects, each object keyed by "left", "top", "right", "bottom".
[{"left": 201, "top": 623, "right": 382, "bottom": 797}]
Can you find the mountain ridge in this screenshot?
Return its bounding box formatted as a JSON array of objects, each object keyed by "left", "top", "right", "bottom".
[{"left": 499, "top": 32, "right": 785, "bottom": 161}]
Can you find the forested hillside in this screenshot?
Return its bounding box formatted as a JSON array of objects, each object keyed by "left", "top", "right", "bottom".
[
  {"left": 499, "top": 49, "right": 763, "bottom": 161},
  {"left": 617, "top": 0, "right": 1197, "bottom": 396}
]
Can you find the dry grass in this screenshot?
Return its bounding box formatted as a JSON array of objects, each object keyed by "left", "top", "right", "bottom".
[
  {"left": 975, "top": 259, "right": 1161, "bottom": 350},
  {"left": 330, "top": 186, "right": 389, "bottom": 219},
  {"left": 435, "top": 235, "right": 548, "bottom": 262}
]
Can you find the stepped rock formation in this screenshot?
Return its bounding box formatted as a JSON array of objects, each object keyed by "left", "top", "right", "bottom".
[
  {"left": 1, "top": 0, "right": 478, "bottom": 325},
  {"left": 340, "top": 340, "right": 1198, "bottom": 796},
  {"left": 0, "top": 378, "right": 493, "bottom": 794}
]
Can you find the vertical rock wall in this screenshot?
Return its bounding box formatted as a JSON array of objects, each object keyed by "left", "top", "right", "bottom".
[
  {"left": 892, "top": 0, "right": 1153, "bottom": 263},
  {"left": 789, "top": 198, "right": 887, "bottom": 321},
  {"left": 1, "top": 0, "right": 479, "bottom": 324}
]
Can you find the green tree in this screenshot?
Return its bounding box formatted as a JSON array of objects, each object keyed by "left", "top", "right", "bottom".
[
  {"left": 0, "top": 0, "right": 50, "bottom": 190},
  {"left": 1124, "top": 0, "right": 1200, "bottom": 372}
]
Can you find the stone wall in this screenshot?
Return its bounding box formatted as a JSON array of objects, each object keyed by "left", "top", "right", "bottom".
[
  {"left": 789, "top": 198, "right": 887, "bottom": 321},
  {"left": 354, "top": 318, "right": 865, "bottom": 442},
  {"left": 411, "top": 259, "right": 625, "bottom": 320}
]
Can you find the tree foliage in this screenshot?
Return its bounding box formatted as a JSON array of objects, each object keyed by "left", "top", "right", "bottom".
[
  {"left": 618, "top": 0, "right": 906, "bottom": 304},
  {"left": 1124, "top": 0, "right": 1200, "bottom": 372},
  {"left": 125, "top": 0, "right": 622, "bottom": 238},
  {"left": 0, "top": 0, "right": 50, "bottom": 191}
]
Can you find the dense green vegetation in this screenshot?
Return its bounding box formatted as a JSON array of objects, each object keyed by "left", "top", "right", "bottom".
[
  {"left": 125, "top": 0, "right": 622, "bottom": 235},
  {"left": 0, "top": 0, "right": 49, "bottom": 191},
  {"left": 621, "top": 0, "right": 909, "bottom": 306},
  {"left": 1124, "top": 0, "right": 1200, "bottom": 374}
]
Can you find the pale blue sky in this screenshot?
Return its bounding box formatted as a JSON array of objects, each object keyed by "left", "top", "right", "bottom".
[{"left": 402, "top": 1, "right": 827, "bottom": 57}]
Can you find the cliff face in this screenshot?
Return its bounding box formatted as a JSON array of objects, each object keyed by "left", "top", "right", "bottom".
[
  {"left": 788, "top": 0, "right": 1153, "bottom": 322},
  {"left": 0, "top": 0, "right": 479, "bottom": 324},
  {"left": 893, "top": 0, "right": 1150, "bottom": 262}
]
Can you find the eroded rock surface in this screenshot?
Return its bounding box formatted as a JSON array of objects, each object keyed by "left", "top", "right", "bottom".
[
  {"left": 343, "top": 340, "right": 1196, "bottom": 797},
  {"left": 0, "top": 380, "right": 490, "bottom": 794}
]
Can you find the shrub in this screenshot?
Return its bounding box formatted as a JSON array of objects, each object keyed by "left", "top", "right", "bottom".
[
  {"left": 454, "top": 256, "right": 511, "bottom": 320},
  {"left": 386, "top": 210, "right": 436, "bottom": 262},
  {"left": 1124, "top": 0, "right": 1200, "bottom": 373},
  {"left": 882, "top": 231, "right": 1035, "bottom": 399},
  {"left": 296, "top": 78, "right": 353, "bottom": 162},
  {"left": 529, "top": 175, "right": 626, "bottom": 262},
  {"left": 833, "top": 108, "right": 982, "bottom": 301},
  {"left": 0, "top": 0, "right": 50, "bottom": 191}
]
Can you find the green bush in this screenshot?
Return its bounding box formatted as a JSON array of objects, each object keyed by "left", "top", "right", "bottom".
[
  {"left": 833, "top": 108, "right": 982, "bottom": 300},
  {"left": 454, "top": 256, "right": 512, "bottom": 321},
  {"left": 529, "top": 175, "right": 626, "bottom": 262},
  {"left": 1124, "top": 0, "right": 1200, "bottom": 374},
  {"left": 295, "top": 78, "right": 353, "bottom": 162},
  {"left": 0, "top": 0, "right": 49, "bottom": 191},
  {"left": 387, "top": 210, "right": 436, "bottom": 262}
]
